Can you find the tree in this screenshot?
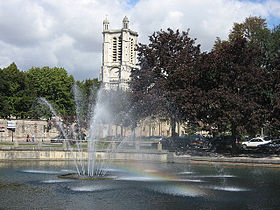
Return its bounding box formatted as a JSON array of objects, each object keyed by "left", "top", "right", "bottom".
[
  {"left": 0, "top": 63, "right": 34, "bottom": 119},
  {"left": 0, "top": 68, "right": 10, "bottom": 118},
  {"left": 26, "top": 66, "right": 75, "bottom": 118},
  {"left": 76, "top": 78, "right": 101, "bottom": 99},
  {"left": 75, "top": 78, "right": 101, "bottom": 121},
  {"left": 228, "top": 16, "right": 268, "bottom": 42},
  {"left": 216, "top": 16, "right": 272, "bottom": 69},
  {"left": 130, "top": 28, "right": 201, "bottom": 137},
  {"left": 198, "top": 37, "right": 268, "bottom": 149},
  {"left": 266, "top": 33, "right": 280, "bottom": 137},
  {"left": 212, "top": 17, "right": 280, "bottom": 138},
  {"left": 265, "top": 25, "right": 280, "bottom": 72},
  {"left": 228, "top": 19, "right": 280, "bottom": 137},
  {"left": 73, "top": 79, "right": 101, "bottom": 136},
  {"left": 266, "top": 66, "right": 280, "bottom": 137}
]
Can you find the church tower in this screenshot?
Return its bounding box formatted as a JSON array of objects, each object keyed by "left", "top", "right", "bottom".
[{"left": 100, "top": 16, "right": 138, "bottom": 90}]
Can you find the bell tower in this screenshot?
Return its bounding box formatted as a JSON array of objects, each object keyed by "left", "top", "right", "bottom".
[{"left": 100, "top": 16, "right": 138, "bottom": 90}]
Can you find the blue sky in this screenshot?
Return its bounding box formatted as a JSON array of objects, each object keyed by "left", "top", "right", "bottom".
[
  {"left": 0, "top": 0, "right": 279, "bottom": 80},
  {"left": 244, "top": 0, "right": 280, "bottom": 27}
]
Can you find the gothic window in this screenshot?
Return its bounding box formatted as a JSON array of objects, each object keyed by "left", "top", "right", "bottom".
[
  {"left": 118, "top": 37, "right": 122, "bottom": 62},
  {"left": 124, "top": 23, "right": 128, "bottom": 29},
  {"left": 130, "top": 38, "right": 134, "bottom": 63},
  {"left": 112, "top": 37, "right": 117, "bottom": 62},
  {"left": 112, "top": 36, "right": 122, "bottom": 62}
]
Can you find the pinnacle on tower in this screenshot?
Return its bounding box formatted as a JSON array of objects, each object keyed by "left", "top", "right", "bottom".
[
  {"left": 103, "top": 17, "right": 109, "bottom": 31},
  {"left": 123, "top": 16, "right": 129, "bottom": 29}
]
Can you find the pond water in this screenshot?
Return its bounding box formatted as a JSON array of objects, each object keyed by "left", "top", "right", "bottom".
[{"left": 0, "top": 160, "right": 280, "bottom": 209}]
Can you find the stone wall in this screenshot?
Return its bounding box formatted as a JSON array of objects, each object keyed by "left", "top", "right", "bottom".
[
  {"left": 0, "top": 119, "right": 60, "bottom": 142},
  {"left": 0, "top": 148, "right": 168, "bottom": 162},
  {"left": 0, "top": 117, "right": 189, "bottom": 142},
  {"left": 98, "top": 118, "right": 184, "bottom": 138}
]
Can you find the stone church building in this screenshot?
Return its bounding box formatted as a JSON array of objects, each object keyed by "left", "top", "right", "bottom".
[{"left": 100, "top": 16, "right": 138, "bottom": 90}]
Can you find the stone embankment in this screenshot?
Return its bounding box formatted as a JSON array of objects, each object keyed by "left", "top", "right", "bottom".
[
  {"left": 171, "top": 153, "right": 280, "bottom": 166},
  {"left": 0, "top": 147, "right": 169, "bottom": 162},
  {"left": 0, "top": 147, "right": 280, "bottom": 166}
]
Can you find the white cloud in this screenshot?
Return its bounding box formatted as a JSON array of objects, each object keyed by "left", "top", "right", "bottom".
[
  {"left": 266, "top": 0, "right": 280, "bottom": 17},
  {"left": 0, "top": 0, "right": 278, "bottom": 80},
  {"left": 0, "top": 0, "right": 54, "bottom": 47},
  {"left": 130, "top": 0, "right": 276, "bottom": 51}
]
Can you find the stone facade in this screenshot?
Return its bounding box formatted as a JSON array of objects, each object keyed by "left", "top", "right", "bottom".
[
  {"left": 100, "top": 16, "right": 138, "bottom": 90},
  {"left": 0, "top": 118, "right": 181, "bottom": 141},
  {"left": 95, "top": 118, "right": 183, "bottom": 138},
  {"left": 0, "top": 119, "right": 60, "bottom": 142}
]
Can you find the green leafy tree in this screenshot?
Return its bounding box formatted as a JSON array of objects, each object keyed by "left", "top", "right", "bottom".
[
  {"left": 228, "top": 16, "right": 268, "bottom": 42},
  {"left": 26, "top": 66, "right": 75, "bottom": 118},
  {"left": 76, "top": 78, "right": 101, "bottom": 98},
  {"left": 73, "top": 79, "right": 101, "bottom": 135},
  {"left": 1, "top": 63, "right": 34, "bottom": 118},
  {"left": 0, "top": 68, "right": 10, "bottom": 118}
]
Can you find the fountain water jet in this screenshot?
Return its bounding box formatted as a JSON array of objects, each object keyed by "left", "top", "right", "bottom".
[
  {"left": 40, "top": 85, "right": 132, "bottom": 178},
  {"left": 39, "top": 98, "right": 81, "bottom": 176}
]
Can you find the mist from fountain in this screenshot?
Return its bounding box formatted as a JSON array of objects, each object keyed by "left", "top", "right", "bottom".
[
  {"left": 40, "top": 85, "right": 131, "bottom": 177},
  {"left": 39, "top": 98, "right": 81, "bottom": 175}
]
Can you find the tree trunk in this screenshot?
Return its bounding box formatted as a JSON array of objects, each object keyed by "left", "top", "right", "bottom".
[
  {"left": 171, "top": 116, "right": 177, "bottom": 137},
  {"left": 231, "top": 124, "right": 238, "bottom": 154}
]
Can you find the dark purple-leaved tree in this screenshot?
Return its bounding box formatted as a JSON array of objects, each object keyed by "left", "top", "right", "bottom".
[
  {"left": 196, "top": 37, "right": 268, "bottom": 150},
  {"left": 130, "top": 28, "right": 201, "bottom": 137},
  {"left": 266, "top": 55, "right": 280, "bottom": 137},
  {"left": 213, "top": 17, "right": 280, "bottom": 139}
]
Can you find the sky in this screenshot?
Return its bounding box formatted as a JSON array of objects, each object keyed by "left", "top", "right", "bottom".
[{"left": 0, "top": 0, "right": 279, "bottom": 81}]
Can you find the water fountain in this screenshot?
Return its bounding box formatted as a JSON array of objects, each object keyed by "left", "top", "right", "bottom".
[{"left": 40, "top": 85, "right": 133, "bottom": 179}]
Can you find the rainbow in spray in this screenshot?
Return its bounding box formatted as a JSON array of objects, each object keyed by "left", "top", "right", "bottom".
[{"left": 113, "top": 163, "right": 206, "bottom": 197}]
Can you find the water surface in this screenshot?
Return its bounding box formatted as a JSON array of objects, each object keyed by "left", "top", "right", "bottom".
[{"left": 0, "top": 161, "right": 279, "bottom": 209}]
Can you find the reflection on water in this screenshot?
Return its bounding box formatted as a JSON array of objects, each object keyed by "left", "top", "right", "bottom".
[
  {"left": 203, "top": 185, "right": 250, "bottom": 192},
  {"left": 41, "top": 179, "right": 73, "bottom": 184},
  {"left": 0, "top": 160, "right": 280, "bottom": 209},
  {"left": 178, "top": 171, "right": 194, "bottom": 175},
  {"left": 21, "top": 169, "right": 62, "bottom": 174},
  {"left": 70, "top": 185, "right": 116, "bottom": 192}
]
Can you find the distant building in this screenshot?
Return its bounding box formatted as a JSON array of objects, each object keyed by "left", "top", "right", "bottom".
[{"left": 100, "top": 16, "right": 138, "bottom": 90}]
